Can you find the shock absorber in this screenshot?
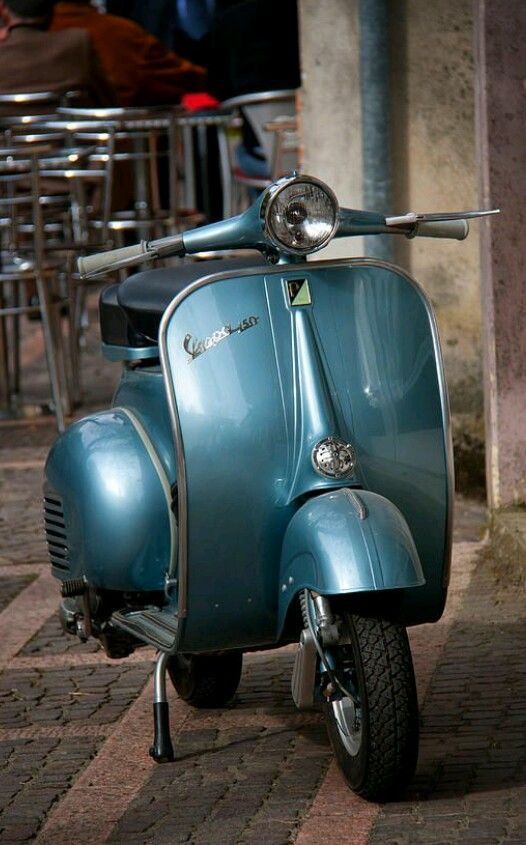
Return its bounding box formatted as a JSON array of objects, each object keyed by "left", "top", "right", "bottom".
[
  {"left": 310, "top": 593, "right": 340, "bottom": 645},
  {"left": 301, "top": 590, "right": 346, "bottom": 701}
]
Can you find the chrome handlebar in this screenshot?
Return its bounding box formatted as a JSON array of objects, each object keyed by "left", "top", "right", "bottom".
[{"left": 77, "top": 202, "right": 499, "bottom": 280}]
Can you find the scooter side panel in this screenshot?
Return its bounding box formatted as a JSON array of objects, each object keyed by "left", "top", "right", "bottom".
[
  {"left": 277, "top": 488, "right": 425, "bottom": 633},
  {"left": 44, "top": 409, "right": 173, "bottom": 591}
]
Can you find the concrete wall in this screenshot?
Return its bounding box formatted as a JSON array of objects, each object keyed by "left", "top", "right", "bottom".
[
  {"left": 300, "top": 0, "right": 484, "bottom": 489},
  {"left": 389, "top": 0, "right": 481, "bottom": 420},
  {"left": 298, "top": 0, "right": 364, "bottom": 258}
]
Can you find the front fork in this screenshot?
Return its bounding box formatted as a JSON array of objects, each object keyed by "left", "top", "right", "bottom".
[{"left": 291, "top": 590, "right": 354, "bottom": 709}]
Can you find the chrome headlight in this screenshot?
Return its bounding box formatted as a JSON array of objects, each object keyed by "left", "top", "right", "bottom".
[{"left": 262, "top": 175, "right": 339, "bottom": 255}]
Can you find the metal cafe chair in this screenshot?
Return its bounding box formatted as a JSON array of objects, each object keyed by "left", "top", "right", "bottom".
[
  {"left": 0, "top": 147, "right": 72, "bottom": 431},
  {"left": 221, "top": 89, "right": 298, "bottom": 210},
  {"left": 3, "top": 122, "right": 117, "bottom": 404},
  {"left": 0, "top": 99, "right": 117, "bottom": 411},
  {"left": 0, "top": 90, "right": 60, "bottom": 115},
  {"left": 57, "top": 106, "right": 186, "bottom": 241},
  {"left": 0, "top": 89, "right": 84, "bottom": 115},
  {"left": 0, "top": 92, "right": 96, "bottom": 249},
  {"left": 171, "top": 109, "right": 235, "bottom": 223},
  {"left": 26, "top": 120, "right": 116, "bottom": 245},
  {"left": 2, "top": 128, "right": 86, "bottom": 245}
]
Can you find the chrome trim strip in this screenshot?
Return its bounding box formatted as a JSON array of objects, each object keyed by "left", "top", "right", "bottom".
[
  {"left": 117, "top": 407, "right": 178, "bottom": 580},
  {"left": 344, "top": 489, "right": 368, "bottom": 520},
  {"left": 158, "top": 256, "right": 454, "bottom": 621}
]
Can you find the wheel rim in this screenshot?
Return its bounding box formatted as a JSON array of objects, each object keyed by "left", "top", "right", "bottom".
[{"left": 331, "top": 693, "right": 363, "bottom": 756}]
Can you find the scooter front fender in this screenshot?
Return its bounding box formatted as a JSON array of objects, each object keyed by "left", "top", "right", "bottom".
[{"left": 278, "top": 489, "right": 425, "bottom": 633}]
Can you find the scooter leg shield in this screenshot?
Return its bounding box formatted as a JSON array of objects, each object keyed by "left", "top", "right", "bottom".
[
  {"left": 44, "top": 409, "right": 175, "bottom": 592},
  {"left": 277, "top": 489, "right": 425, "bottom": 634}
]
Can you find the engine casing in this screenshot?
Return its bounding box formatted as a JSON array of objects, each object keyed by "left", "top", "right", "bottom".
[{"left": 44, "top": 408, "right": 175, "bottom": 592}]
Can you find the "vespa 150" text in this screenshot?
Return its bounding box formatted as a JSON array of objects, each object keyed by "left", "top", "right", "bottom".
[{"left": 183, "top": 315, "right": 259, "bottom": 362}]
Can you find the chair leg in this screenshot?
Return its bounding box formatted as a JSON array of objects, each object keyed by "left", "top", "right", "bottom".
[
  {"left": 34, "top": 271, "right": 66, "bottom": 432},
  {"left": 0, "top": 289, "right": 10, "bottom": 405},
  {"left": 67, "top": 279, "right": 82, "bottom": 407},
  {"left": 11, "top": 282, "right": 21, "bottom": 399},
  {"left": 54, "top": 302, "right": 72, "bottom": 418},
  {"left": 52, "top": 274, "right": 72, "bottom": 418},
  {"left": 217, "top": 127, "right": 233, "bottom": 220}
]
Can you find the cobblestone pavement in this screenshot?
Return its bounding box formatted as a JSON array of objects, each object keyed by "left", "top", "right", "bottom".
[{"left": 0, "top": 303, "right": 524, "bottom": 843}]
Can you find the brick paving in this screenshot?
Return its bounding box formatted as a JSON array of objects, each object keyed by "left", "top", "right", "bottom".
[
  {"left": 366, "top": 544, "right": 526, "bottom": 845},
  {"left": 0, "top": 302, "right": 524, "bottom": 844},
  {"left": 0, "top": 663, "right": 152, "bottom": 730},
  {"left": 108, "top": 652, "right": 330, "bottom": 845},
  {"left": 0, "top": 575, "right": 37, "bottom": 614},
  {"left": 0, "top": 737, "right": 102, "bottom": 843},
  {"left": 21, "top": 615, "right": 101, "bottom": 656}
]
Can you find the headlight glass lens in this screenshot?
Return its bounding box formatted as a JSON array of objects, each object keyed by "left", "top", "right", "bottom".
[{"left": 265, "top": 179, "right": 338, "bottom": 254}]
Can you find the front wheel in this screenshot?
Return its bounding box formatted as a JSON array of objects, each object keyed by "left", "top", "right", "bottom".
[{"left": 324, "top": 613, "right": 418, "bottom": 801}]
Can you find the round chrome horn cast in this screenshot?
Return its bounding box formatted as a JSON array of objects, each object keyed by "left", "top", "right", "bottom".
[{"left": 312, "top": 437, "right": 356, "bottom": 479}]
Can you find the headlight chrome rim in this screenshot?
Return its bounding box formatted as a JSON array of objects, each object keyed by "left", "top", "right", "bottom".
[{"left": 262, "top": 174, "right": 339, "bottom": 255}]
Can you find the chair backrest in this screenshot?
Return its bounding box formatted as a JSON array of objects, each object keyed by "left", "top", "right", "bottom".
[
  {"left": 0, "top": 91, "right": 59, "bottom": 107},
  {"left": 0, "top": 91, "right": 60, "bottom": 121},
  {"left": 0, "top": 146, "right": 49, "bottom": 259},
  {"left": 57, "top": 106, "right": 182, "bottom": 229},
  {"left": 222, "top": 89, "right": 297, "bottom": 169},
  {"left": 1, "top": 127, "right": 113, "bottom": 246}
]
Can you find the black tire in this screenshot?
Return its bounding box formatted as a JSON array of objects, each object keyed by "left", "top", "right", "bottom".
[
  {"left": 324, "top": 613, "right": 418, "bottom": 801},
  {"left": 167, "top": 651, "right": 243, "bottom": 708}
]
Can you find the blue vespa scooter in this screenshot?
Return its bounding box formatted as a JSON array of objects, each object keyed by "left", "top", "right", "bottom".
[{"left": 44, "top": 174, "right": 496, "bottom": 800}]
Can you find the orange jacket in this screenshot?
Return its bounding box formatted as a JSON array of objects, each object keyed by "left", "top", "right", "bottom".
[{"left": 51, "top": 3, "right": 207, "bottom": 107}]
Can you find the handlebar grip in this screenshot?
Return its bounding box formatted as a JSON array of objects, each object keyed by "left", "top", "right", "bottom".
[
  {"left": 77, "top": 241, "right": 150, "bottom": 278},
  {"left": 411, "top": 219, "right": 469, "bottom": 240}
]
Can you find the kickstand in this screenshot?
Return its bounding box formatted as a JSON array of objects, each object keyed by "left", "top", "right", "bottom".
[{"left": 149, "top": 651, "right": 175, "bottom": 763}]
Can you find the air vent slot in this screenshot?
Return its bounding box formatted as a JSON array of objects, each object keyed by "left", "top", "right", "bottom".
[{"left": 43, "top": 493, "right": 70, "bottom": 572}]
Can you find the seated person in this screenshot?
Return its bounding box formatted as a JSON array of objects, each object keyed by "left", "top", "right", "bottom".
[
  {"left": 51, "top": 0, "right": 208, "bottom": 107},
  {"left": 205, "top": 0, "right": 300, "bottom": 179},
  {"left": 0, "top": 0, "right": 115, "bottom": 110}
]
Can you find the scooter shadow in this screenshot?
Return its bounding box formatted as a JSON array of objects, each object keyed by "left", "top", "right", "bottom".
[
  {"left": 107, "top": 649, "right": 332, "bottom": 844},
  {"left": 409, "top": 619, "right": 526, "bottom": 801},
  {"left": 161, "top": 645, "right": 330, "bottom": 790}
]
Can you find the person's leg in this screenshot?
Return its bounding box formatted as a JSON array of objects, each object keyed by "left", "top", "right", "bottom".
[{"left": 235, "top": 143, "right": 270, "bottom": 202}]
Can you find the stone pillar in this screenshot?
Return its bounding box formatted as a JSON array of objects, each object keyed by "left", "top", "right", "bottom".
[
  {"left": 360, "top": 0, "right": 393, "bottom": 261},
  {"left": 474, "top": 0, "right": 526, "bottom": 508},
  {"left": 389, "top": 1, "right": 482, "bottom": 429},
  {"left": 298, "top": 0, "right": 363, "bottom": 257}
]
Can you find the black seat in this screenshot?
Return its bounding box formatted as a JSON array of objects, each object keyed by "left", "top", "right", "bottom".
[
  {"left": 100, "top": 255, "right": 266, "bottom": 348},
  {"left": 99, "top": 284, "right": 154, "bottom": 349}
]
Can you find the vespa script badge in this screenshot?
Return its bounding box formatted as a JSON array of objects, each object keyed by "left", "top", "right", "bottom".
[
  {"left": 312, "top": 437, "right": 356, "bottom": 479},
  {"left": 183, "top": 316, "right": 259, "bottom": 362}
]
